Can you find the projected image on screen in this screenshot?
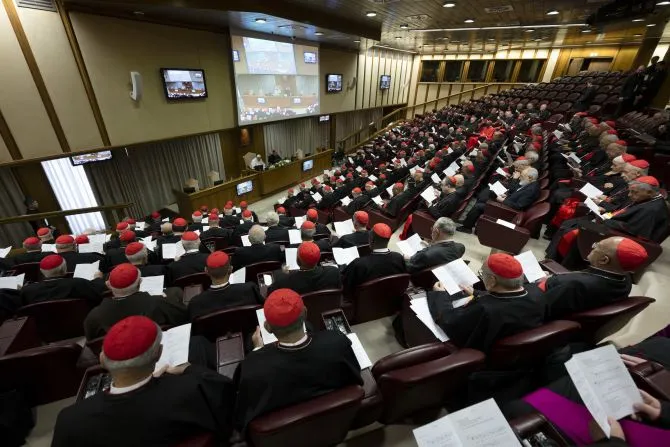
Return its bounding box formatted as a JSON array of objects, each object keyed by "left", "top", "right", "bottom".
[{"left": 231, "top": 34, "right": 320, "bottom": 124}]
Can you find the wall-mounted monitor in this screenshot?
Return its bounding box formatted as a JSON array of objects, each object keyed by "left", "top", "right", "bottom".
[
  {"left": 302, "top": 159, "right": 314, "bottom": 171},
  {"left": 380, "top": 75, "right": 391, "bottom": 90},
  {"left": 236, "top": 180, "right": 253, "bottom": 195},
  {"left": 326, "top": 73, "right": 343, "bottom": 93},
  {"left": 232, "top": 50, "right": 240, "bottom": 62},
  {"left": 160, "top": 68, "right": 207, "bottom": 100},
  {"left": 304, "top": 51, "right": 317, "bottom": 64},
  {"left": 70, "top": 151, "right": 112, "bottom": 166},
  {"left": 319, "top": 115, "right": 330, "bottom": 122},
  {"left": 257, "top": 97, "right": 266, "bottom": 104},
  {"left": 293, "top": 97, "right": 302, "bottom": 104}
]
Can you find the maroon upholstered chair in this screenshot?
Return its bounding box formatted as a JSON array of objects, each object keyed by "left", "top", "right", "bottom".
[
  {"left": 372, "top": 343, "right": 486, "bottom": 423},
  {"left": 0, "top": 316, "right": 40, "bottom": 356},
  {"left": 628, "top": 361, "right": 670, "bottom": 401},
  {"left": 475, "top": 215, "right": 530, "bottom": 254},
  {"left": 351, "top": 368, "right": 384, "bottom": 429},
  {"left": 410, "top": 263, "right": 446, "bottom": 290},
  {"left": 565, "top": 296, "right": 655, "bottom": 344},
  {"left": 17, "top": 298, "right": 91, "bottom": 343},
  {"left": 411, "top": 210, "right": 436, "bottom": 240},
  {"left": 315, "top": 208, "right": 331, "bottom": 225},
  {"left": 518, "top": 202, "right": 551, "bottom": 239},
  {"left": 201, "top": 237, "right": 229, "bottom": 252},
  {"left": 349, "top": 274, "right": 410, "bottom": 323},
  {"left": 172, "top": 272, "right": 211, "bottom": 290},
  {"left": 488, "top": 320, "right": 581, "bottom": 370},
  {"left": 332, "top": 206, "right": 351, "bottom": 223},
  {"left": 192, "top": 304, "right": 262, "bottom": 341},
  {"left": 482, "top": 201, "right": 523, "bottom": 223},
  {"left": 532, "top": 189, "right": 550, "bottom": 205},
  {"left": 509, "top": 412, "right": 570, "bottom": 446},
  {"left": 0, "top": 342, "right": 84, "bottom": 405},
  {"left": 245, "top": 261, "right": 282, "bottom": 283},
  {"left": 288, "top": 206, "right": 307, "bottom": 218},
  {"left": 301, "top": 289, "right": 344, "bottom": 330},
  {"left": 172, "top": 433, "right": 216, "bottom": 447},
  {"left": 247, "top": 385, "right": 364, "bottom": 447},
  {"left": 367, "top": 195, "right": 420, "bottom": 231},
  {"left": 11, "top": 262, "right": 41, "bottom": 283}
]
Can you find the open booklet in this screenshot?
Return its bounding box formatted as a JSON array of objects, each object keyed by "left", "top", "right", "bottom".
[
  {"left": 396, "top": 233, "right": 424, "bottom": 258},
  {"left": 334, "top": 220, "right": 355, "bottom": 237},
  {"left": 413, "top": 398, "right": 521, "bottom": 447},
  {"left": 332, "top": 246, "right": 359, "bottom": 266},
  {"left": 154, "top": 323, "right": 191, "bottom": 372},
  {"left": 432, "top": 259, "right": 480, "bottom": 295},
  {"left": 514, "top": 251, "right": 546, "bottom": 283},
  {"left": 565, "top": 344, "right": 642, "bottom": 438}
]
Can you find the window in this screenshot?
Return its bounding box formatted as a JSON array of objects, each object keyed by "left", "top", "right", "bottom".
[
  {"left": 420, "top": 61, "right": 441, "bottom": 82},
  {"left": 466, "top": 61, "right": 490, "bottom": 82},
  {"left": 444, "top": 61, "right": 464, "bottom": 82},
  {"left": 492, "top": 60, "right": 515, "bottom": 82},
  {"left": 517, "top": 59, "right": 546, "bottom": 82}
]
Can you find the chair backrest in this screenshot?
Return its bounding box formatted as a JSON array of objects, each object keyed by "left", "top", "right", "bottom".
[
  {"left": 538, "top": 178, "right": 549, "bottom": 190},
  {"left": 86, "top": 336, "right": 105, "bottom": 356},
  {"left": 373, "top": 347, "right": 486, "bottom": 424},
  {"left": 301, "top": 289, "right": 343, "bottom": 329},
  {"left": 192, "top": 304, "right": 261, "bottom": 341},
  {"left": 245, "top": 261, "right": 282, "bottom": 283},
  {"left": 510, "top": 412, "right": 570, "bottom": 446},
  {"left": 520, "top": 202, "right": 551, "bottom": 238},
  {"left": 489, "top": 320, "right": 581, "bottom": 369},
  {"left": 172, "top": 272, "right": 211, "bottom": 290},
  {"left": 247, "top": 385, "right": 365, "bottom": 447},
  {"left": 351, "top": 274, "right": 411, "bottom": 323},
  {"left": 11, "top": 262, "right": 41, "bottom": 283},
  {"left": 356, "top": 244, "right": 372, "bottom": 257},
  {"left": 628, "top": 361, "right": 670, "bottom": 401},
  {"left": 17, "top": 298, "right": 90, "bottom": 343},
  {"left": 202, "top": 237, "right": 229, "bottom": 252}
]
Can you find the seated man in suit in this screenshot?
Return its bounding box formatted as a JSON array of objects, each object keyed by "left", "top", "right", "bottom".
[
  {"left": 232, "top": 210, "right": 255, "bottom": 241},
  {"left": 84, "top": 263, "right": 187, "bottom": 340},
  {"left": 342, "top": 223, "right": 406, "bottom": 291},
  {"left": 406, "top": 217, "right": 466, "bottom": 273},
  {"left": 345, "top": 187, "right": 370, "bottom": 215},
  {"left": 101, "top": 230, "right": 138, "bottom": 273},
  {"left": 10, "top": 237, "right": 48, "bottom": 265},
  {"left": 220, "top": 204, "right": 240, "bottom": 228},
  {"left": 333, "top": 211, "right": 370, "bottom": 248},
  {"left": 427, "top": 253, "right": 545, "bottom": 353},
  {"left": 295, "top": 221, "right": 331, "bottom": 252},
  {"left": 457, "top": 167, "right": 541, "bottom": 234},
  {"left": 21, "top": 254, "right": 106, "bottom": 306},
  {"left": 268, "top": 242, "right": 341, "bottom": 295},
  {"left": 231, "top": 225, "right": 284, "bottom": 271},
  {"left": 239, "top": 201, "right": 259, "bottom": 223},
  {"left": 156, "top": 218, "right": 188, "bottom": 255},
  {"left": 363, "top": 181, "right": 380, "bottom": 199},
  {"left": 188, "top": 211, "right": 204, "bottom": 232},
  {"left": 383, "top": 182, "right": 413, "bottom": 217},
  {"left": 264, "top": 211, "right": 290, "bottom": 243},
  {"left": 105, "top": 222, "right": 133, "bottom": 251},
  {"left": 166, "top": 232, "right": 209, "bottom": 284},
  {"left": 199, "top": 213, "right": 232, "bottom": 244},
  {"left": 125, "top": 242, "right": 167, "bottom": 278},
  {"left": 234, "top": 289, "right": 362, "bottom": 431},
  {"left": 52, "top": 316, "right": 235, "bottom": 447},
  {"left": 188, "top": 251, "right": 263, "bottom": 320},
  {"left": 126, "top": 218, "right": 149, "bottom": 239},
  {"left": 542, "top": 236, "right": 647, "bottom": 319},
  {"left": 305, "top": 209, "right": 331, "bottom": 236},
  {"left": 276, "top": 207, "right": 295, "bottom": 228},
  {"left": 317, "top": 185, "right": 339, "bottom": 210},
  {"left": 55, "top": 234, "right": 102, "bottom": 272},
  {"left": 427, "top": 176, "right": 463, "bottom": 219}
]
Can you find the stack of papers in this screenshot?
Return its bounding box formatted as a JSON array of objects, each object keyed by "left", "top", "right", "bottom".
[
  {"left": 0, "top": 247, "right": 11, "bottom": 258},
  {"left": 294, "top": 216, "right": 306, "bottom": 228},
  {"left": 396, "top": 233, "right": 424, "bottom": 258},
  {"left": 420, "top": 187, "right": 439, "bottom": 204},
  {"left": 230, "top": 267, "right": 246, "bottom": 284},
  {"left": 313, "top": 192, "right": 323, "bottom": 202},
  {"left": 73, "top": 261, "right": 100, "bottom": 281},
  {"left": 495, "top": 167, "right": 509, "bottom": 177},
  {"left": 334, "top": 220, "right": 355, "bottom": 236},
  {"left": 579, "top": 183, "right": 604, "bottom": 199},
  {"left": 41, "top": 244, "right": 56, "bottom": 253},
  {"left": 413, "top": 399, "right": 520, "bottom": 447},
  {"left": 371, "top": 195, "right": 384, "bottom": 206},
  {"left": 340, "top": 196, "right": 352, "bottom": 207},
  {"left": 584, "top": 198, "right": 605, "bottom": 219},
  {"left": 432, "top": 259, "right": 480, "bottom": 295},
  {"left": 332, "top": 246, "right": 359, "bottom": 265},
  {"left": 514, "top": 251, "right": 546, "bottom": 283},
  {"left": 430, "top": 173, "right": 441, "bottom": 184},
  {"left": 566, "top": 345, "right": 642, "bottom": 438},
  {"left": 409, "top": 297, "right": 449, "bottom": 341},
  {"left": 241, "top": 235, "right": 251, "bottom": 247},
  {"left": 489, "top": 181, "right": 508, "bottom": 197},
  {"left": 347, "top": 333, "right": 372, "bottom": 369},
  {"left": 0, "top": 274, "right": 25, "bottom": 290},
  {"left": 285, "top": 247, "right": 299, "bottom": 270},
  {"left": 139, "top": 275, "right": 164, "bottom": 295},
  {"left": 162, "top": 242, "right": 185, "bottom": 259},
  {"left": 495, "top": 219, "right": 516, "bottom": 230},
  {"left": 141, "top": 236, "right": 156, "bottom": 251},
  {"left": 154, "top": 323, "right": 191, "bottom": 372},
  {"left": 78, "top": 243, "right": 104, "bottom": 254},
  {"left": 288, "top": 229, "right": 302, "bottom": 245}
]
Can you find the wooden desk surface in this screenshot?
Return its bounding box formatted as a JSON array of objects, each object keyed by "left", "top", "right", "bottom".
[{"left": 258, "top": 150, "right": 332, "bottom": 196}]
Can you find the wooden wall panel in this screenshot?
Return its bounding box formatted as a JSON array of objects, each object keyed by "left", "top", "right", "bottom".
[
  {"left": 0, "top": 130, "right": 12, "bottom": 164},
  {"left": 320, "top": 48, "right": 357, "bottom": 114}
]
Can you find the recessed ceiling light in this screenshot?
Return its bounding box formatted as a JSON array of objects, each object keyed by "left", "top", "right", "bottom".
[
  {"left": 396, "top": 36, "right": 402, "bottom": 39},
  {"left": 315, "top": 31, "right": 324, "bottom": 36},
  {"left": 534, "top": 38, "right": 543, "bottom": 41},
  {"left": 657, "top": 1, "right": 670, "bottom": 5},
  {"left": 488, "top": 38, "right": 496, "bottom": 41},
  {"left": 366, "top": 11, "right": 377, "bottom": 17},
  {"left": 546, "top": 10, "right": 559, "bottom": 15},
  {"left": 633, "top": 34, "right": 642, "bottom": 37},
  {"left": 353, "top": 39, "right": 361, "bottom": 43},
  {"left": 632, "top": 18, "right": 644, "bottom": 22},
  {"left": 647, "top": 24, "right": 657, "bottom": 27},
  {"left": 254, "top": 18, "right": 267, "bottom": 23},
  {"left": 525, "top": 29, "right": 535, "bottom": 32},
  {"left": 400, "top": 24, "right": 409, "bottom": 29},
  {"left": 582, "top": 29, "right": 591, "bottom": 33},
  {"left": 464, "top": 18, "right": 474, "bottom": 23},
  {"left": 443, "top": 2, "right": 456, "bottom": 7},
  {"left": 133, "top": 11, "right": 144, "bottom": 16}
]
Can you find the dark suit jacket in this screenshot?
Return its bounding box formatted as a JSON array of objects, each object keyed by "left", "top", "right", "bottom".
[
  {"left": 59, "top": 251, "right": 103, "bottom": 273},
  {"left": 268, "top": 266, "right": 342, "bottom": 295},
  {"left": 604, "top": 195, "right": 669, "bottom": 242},
  {"left": 406, "top": 241, "right": 466, "bottom": 273},
  {"left": 220, "top": 215, "right": 241, "bottom": 228},
  {"left": 333, "top": 231, "right": 370, "bottom": 249},
  {"left": 231, "top": 244, "right": 284, "bottom": 271},
  {"left": 345, "top": 195, "right": 371, "bottom": 215},
  {"left": 265, "top": 226, "right": 290, "bottom": 243},
  {"left": 166, "top": 252, "right": 209, "bottom": 284},
  {"left": 384, "top": 190, "right": 413, "bottom": 217},
  {"left": 188, "top": 283, "right": 264, "bottom": 319},
  {"left": 233, "top": 221, "right": 255, "bottom": 239},
  {"left": 100, "top": 246, "right": 131, "bottom": 273},
  {"left": 10, "top": 251, "right": 48, "bottom": 266},
  {"left": 503, "top": 182, "right": 540, "bottom": 210},
  {"left": 428, "top": 192, "right": 460, "bottom": 219},
  {"left": 21, "top": 277, "right": 106, "bottom": 306},
  {"left": 314, "top": 223, "right": 331, "bottom": 237},
  {"left": 342, "top": 250, "right": 406, "bottom": 291},
  {"left": 200, "top": 227, "right": 233, "bottom": 243},
  {"left": 139, "top": 264, "right": 169, "bottom": 278},
  {"left": 278, "top": 215, "right": 296, "bottom": 228}
]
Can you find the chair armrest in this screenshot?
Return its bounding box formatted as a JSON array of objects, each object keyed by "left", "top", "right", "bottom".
[
  {"left": 629, "top": 361, "right": 670, "bottom": 401},
  {"left": 483, "top": 200, "right": 521, "bottom": 222},
  {"left": 539, "top": 259, "right": 571, "bottom": 275}
]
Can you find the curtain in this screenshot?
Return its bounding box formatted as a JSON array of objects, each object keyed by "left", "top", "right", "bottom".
[
  {"left": 85, "top": 133, "right": 224, "bottom": 218},
  {"left": 0, "top": 168, "right": 33, "bottom": 247},
  {"left": 263, "top": 116, "right": 330, "bottom": 159},
  {"left": 335, "top": 108, "right": 384, "bottom": 142}
]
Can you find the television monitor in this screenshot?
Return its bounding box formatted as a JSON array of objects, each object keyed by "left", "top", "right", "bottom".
[
  {"left": 236, "top": 180, "right": 253, "bottom": 195},
  {"left": 293, "top": 97, "right": 301, "bottom": 104},
  {"left": 232, "top": 50, "right": 240, "bottom": 62},
  {"left": 302, "top": 159, "right": 314, "bottom": 171},
  {"left": 304, "top": 51, "right": 317, "bottom": 64},
  {"left": 160, "top": 68, "right": 207, "bottom": 100},
  {"left": 257, "top": 97, "right": 266, "bottom": 104},
  {"left": 319, "top": 115, "right": 330, "bottom": 122},
  {"left": 70, "top": 151, "right": 112, "bottom": 166},
  {"left": 380, "top": 75, "right": 391, "bottom": 90},
  {"left": 326, "top": 74, "right": 343, "bottom": 93}
]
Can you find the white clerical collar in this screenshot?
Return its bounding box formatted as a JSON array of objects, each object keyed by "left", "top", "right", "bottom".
[
  {"left": 279, "top": 333, "right": 308, "bottom": 347},
  {"left": 373, "top": 248, "right": 390, "bottom": 253},
  {"left": 109, "top": 375, "right": 152, "bottom": 395},
  {"left": 185, "top": 249, "right": 200, "bottom": 254},
  {"left": 210, "top": 282, "right": 229, "bottom": 289}
]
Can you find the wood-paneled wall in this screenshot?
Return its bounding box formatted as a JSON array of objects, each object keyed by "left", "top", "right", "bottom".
[{"left": 356, "top": 48, "right": 414, "bottom": 110}]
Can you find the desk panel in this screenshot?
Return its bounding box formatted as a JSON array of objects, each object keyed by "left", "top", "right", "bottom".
[
  {"left": 259, "top": 150, "right": 332, "bottom": 195},
  {"left": 173, "top": 173, "right": 260, "bottom": 217}
]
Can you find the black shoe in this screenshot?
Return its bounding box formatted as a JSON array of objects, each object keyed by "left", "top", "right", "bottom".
[{"left": 456, "top": 225, "right": 472, "bottom": 234}]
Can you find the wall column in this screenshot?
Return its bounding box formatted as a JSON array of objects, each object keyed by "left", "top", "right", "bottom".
[{"left": 632, "top": 37, "right": 661, "bottom": 69}]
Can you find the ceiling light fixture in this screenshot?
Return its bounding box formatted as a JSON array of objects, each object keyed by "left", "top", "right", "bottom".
[
  {"left": 534, "top": 38, "right": 543, "bottom": 41},
  {"left": 632, "top": 18, "right": 644, "bottom": 22},
  {"left": 396, "top": 36, "right": 402, "bottom": 39},
  {"left": 464, "top": 19, "right": 474, "bottom": 23},
  {"left": 400, "top": 24, "right": 409, "bottom": 29},
  {"left": 546, "top": 10, "right": 559, "bottom": 15},
  {"left": 633, "top": 34, "right": 642, "bottom": 37},
  {"left": 582, "top": 29, "right": 591, "bottom": 33},
  {"left": 315, "top": 31, "right": 324, "bottom": 36},
  {"left": 366, "top": 11, "right": 377, "bottom": 17},
  {"left": 353, "top": 39, "right": 361, "bottom": 43},
  {"left": 254, "top": 18, "right": 267, "bottom": 23},
  {"left": 525, "top": 29, "right": 535, "bottom": 32},
  {"left": 647, "top": 24, "right": 657, "bottom": 27},
  {"left": 133, "top": 11, "right": 144, "bottom": 16},
  {"left": 657, "top": 1, "right": 670, "bottom": 5},
  {"left": 443, "top": 2, "right": 456, "bottom": 7},
  {"left": 415, "top": 23, "right": 586, "bottom": 32}
]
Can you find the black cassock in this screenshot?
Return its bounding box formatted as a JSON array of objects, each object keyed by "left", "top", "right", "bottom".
[
  {"left": 234, "top": 330, "right": 362, "bottom": 431},
  {"left": 427, "top": 285, "right": 545, "bottom": 353},
  {"left": 51, "top": 365, "right": 235, "bottom": 447},
  {"left": 21, "top": 277, "right": 106, "bottom": 306}
]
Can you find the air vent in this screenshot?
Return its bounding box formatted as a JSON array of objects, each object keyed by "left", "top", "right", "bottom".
[
  {"left": 16, "top": 0, "right": 56, "bottom": 12},
  {"left": 484, "top": 5, "right": 514, "bottom": 13},
  {"left": 368, "top": 0, "right": 401, "bottom": 4}
]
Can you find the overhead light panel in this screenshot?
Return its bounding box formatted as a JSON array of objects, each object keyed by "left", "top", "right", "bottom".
[
  {"left": 632, "top": 18, "right": 644, "bottom": 22},
  {"left": 443, "top": 2, "right": 456, "bottom": 7},
  {"left": 525, "top": 29, "right": 535, "bottom": 32},
  {"left": 657, "top": 1, "right": 670, "bottom": 5},
  {"left": 353, "top": 39, "right": 361, "bottom": 43},
  {"left": 366, "top": 11, "right": 377, "bottom": 17},
  {"left": 133, "top": 11, "right": 144, "bottom": 16},
  {"left": 546, "top": 10, "right": 559, "bottom": 15},
  {"left": 464, "top": 19, "right": 474, "bottom": 23},
  {"left": 400, "top": 24, "right": 409, "bottom": 29},
  {"left": 647, "top": 24, "right": 657, "bottom": 27},
  {"left": 254, "top": 18, "right": 267, "bottom": 23},
  {"left": 396, "top": 36, "right": 402, "bottom": 39},
  {"left": 315, "top": 31, "right": 324, "bottom": 36}
]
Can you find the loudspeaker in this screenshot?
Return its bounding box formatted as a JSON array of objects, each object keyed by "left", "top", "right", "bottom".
[{"left": 130, "top": 71, "right": 143, "bottom": 101}]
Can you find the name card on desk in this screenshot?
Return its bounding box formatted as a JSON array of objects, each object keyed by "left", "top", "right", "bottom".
[
  {"left": 333, "top": 246, "right": 359, "bottom": 266},
  {"left": 139, "top": 275, "right": 164, "bottom": 296},
  {"left": 73, "top": 261, "right": 100, "bottom": 281},
  {"left": 334, "top": 220, "right": 355, "bottom": 237},
  {"left": 495, "top": 219, "right": 516, "bottom": 230},
  {"left": 288, "top": 229, "right": 302, "bottom": 245}
]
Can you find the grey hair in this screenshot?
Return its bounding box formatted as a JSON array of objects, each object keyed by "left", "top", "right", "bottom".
[
  {"left": 524, "top": 167, "right": 538, "bottom": 181},
  {"left": 301, "top": 227, "right": 316, "bottom": 240},
  {"left": 126, "top": 248, "right": 148, "bottom": 265},
  {"left": 266, "top": 211, "right": 279, "bottom": 226},
  {"left": 41, "top": 261, "right": 67, "bottom": 279},
  {"left": 192, "top": 214, "right": 202, "bottom": 223},
  {"left": 160, "top": 223, "right": 172, "bottom": 234},
  {"left": 248, "top": 225, "right": 266, "bottom": 244},
  {"left": 433, "top": 217, "right": 456, "bottom": 236},
  {"left": 479, "top": 142, "right": 489, "bottom": 150},
  {"left": 525, "top": 151, "right": 539, "bottom": 163},
  {"left": 102, "top": 325, "right": 163, "bottom": 373},
  {"left": 181, "top": 239, "right": 200, "bottom": 251},
  {"left": 481, "top": 263, "right": 525, "bottom": 289}
]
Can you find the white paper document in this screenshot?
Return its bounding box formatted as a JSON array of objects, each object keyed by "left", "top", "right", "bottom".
[
  {"left": 73, "top": 261, "right": 100, "bottom": 281},
  {"left": 241, "top": 235, "right": 251, "bottom": 247},
  {"left": 341, "top": 196, "right": 352, "bottom": 207},
  {"left": 553, "top": 130, "right": 564, "bottom": 139},
  {"left": 263, "top": 274, "right": 273, "bottom": 286},
  {"left": 230, "top": 267, "right": 246, "bottom": 284},
  {"left": 201, "top": 218, "right": 208, "bottom": 225},
  {"left": 332, "top": 246, "right": 359, "bottom": 266},
  {"left": 87, "top": 234, "right": 110, "bottom": 245},
  {"left": 294, "top": 216, "right": 306, "bottom": 228},
  {"left": 420, "top": 187, "right": 438, "bottom": 204},
  {"left": 396, "top": 233, "right": 424, "bottom": 258},
  {"left": 565, "top": 344, "right": 642, "bottom": 438},
  {"left": 0, "top": 247, "right": 10, "bottom": 258},
  {"left": 368, "top": 174, "right": 377, "bottom": 182},
  {"left": 371, "top": 195, "right": 384, "bottom": 206},
  {"left": 410, "top": 297, "right": 449, "bottom": 342},
  {"left": 154, "top": 323, "right": 191, "bottom": 372},
  {"left": 489, "top": 181, "right": 508, "bottom": 197},
  {"left": 413, "top": 399, "right": 520, "bottom": 447},
  {"left": 496, "top": 167, "right": 509, "bottom": 178},
  {"left": 386, "top": 184, "right": 395, "bottom": 196},
  {"left": 256, "top": 309, "right": 307, "bottom": 345},
  {"left": 432, "top": 259, "right": 480, "bottom": 296},
  {"left": 288, "top": 229, "right": 302, "bottom": 245},
  {"left": 0, "top": 274, "right": 25, "bottom": 290},
  {"left": 202, "top": 226, "right": 210, "bottom": 232},
  {"left": 162, "top": 217, "right": 170, "bottom": 222},
  {"left": 135, "top": 221, "right": 146, "bottom": 230},
  {"left": 347, "top": 333, "right": 372, "bottom": 370},
  {"left": 285, "top": 247, "right": 299, "bottom": 270},
  {"left": 356, "top": 165, "right": 363, "bottom": 173},
  {"left": 41, "top": 244, "right": 56, "bottom": 253},
  {"left": 277, "top": 196, "right": 287, "bottom": 205},
  {"left": 139, "top": 275, "right": 164, "bottom": 296},
  {"left": 584, "top": 198, "right": 604, "bottom": 219},
  {"left": 162, "top": 242, "right": 185, "bottom": 259},
  {"left": 410, "top": 166, "right": 419, "bottom": 175},
  {"left": 496, "top": 219, "right": 516, "bottom": 230},
  {"left": 141, "top": 237, "right": 156, "bottom": 252},
  {"left": 334, "top": 220, "right": 355, "bottom": 236},
  {"left": 312, "top": 192, "right": 323, "bottom": 202},
  {"left": 444, "top": 166, "right": 457, "bottom": 177},
  {"left": 431, "top": 173, "right": 441, "bottom": 184},
  {"left": 78, "top": 243, "right": 105, "bottom": 254},
  {"left": 514, "top": 251, "right": 546, "bottom": 283},
  {"left": 579, "top": 183, "right": 604, "bottom": 199},
  {"left": 569, "top": 152, "right": 582, "bottom": 164},
  {"left": 348, "top": 157, "right": 354, "bottom": 164}
]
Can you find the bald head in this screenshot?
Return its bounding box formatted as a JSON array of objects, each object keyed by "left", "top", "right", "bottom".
[{"left": 587, "top": 236, "right": 644, "bottom": 273}]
